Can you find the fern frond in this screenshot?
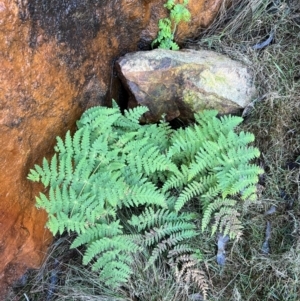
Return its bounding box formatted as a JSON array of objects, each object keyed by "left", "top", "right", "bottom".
[
  {"left": 146, "top": 229, "right": 198, "bottom": 267},
  {"left": 162, "top": 164, "right": 189, "bottom": 192},
  {"left": 46, "top": 215, "right": 59, "bottom": 235},
  {"left": 167, "top": 244, "right": 196, "bottom": 258},
  {"left": 45, "top": 212, "right": 86, "bottom": 235},
  {"left": 80, "top": 127, "right": 90, "bottom": 154},
  {"left": 201, "top": 198, "right": 237, "bottom": 234},
  {"left": 216, "top": 163, "right": 263, "bottom": 199},
  {"left": 27, "top": 167, "right": 41, "bottom": 182},
  {"left": 122, "top": 182, "right": 167, "bottom": 208},
  {"left": 174, "top": 181, "right": 204, "bottom": 212},
  {"left": 76, "top": 105, "right": 120, "bottom": 132},
  {"left": 149, "top": 119, "right": 173, "bottom": 152},
  {"left": 241, "top": 184, "right": 259, "bottom": 201},
  {"left": 123, "top": 105, "right": 149, "bottom": 124},
  {"left": 194, "top": 110, "right": 222, "bottom": 140},
  {"left": 71, "top": 221, "right": 123, "bottom": 248},
  {"left": 129, "top": 208, "right": 196, "bottom": 231},
  {"left": 168, "top": 127, "right": 206, "bottom": 164},
  {"left": 218, "top": 114, "right": 244, "bottom": 133},
  {"left": 40, "top": 157, "right": 51, "bottom": 186},
  {"left": 99, "top": 260, "right": 133, "bottom": 288},
  {"left": 142, "top": 145, "right": 179, "bottom": 175},
  {"left": 187, "top": 145, "right": 218, "bottom": 181},
  {"left": 83, "top": 235, "right": 139, "bottom": 265},
  {"left": 81, "top": 235, "right": 140, "bottom": 287},
  {"left": 72, "top": 128, "right": 83, "bottom": 156},
  {"left": 84, "top": 204, "right": 116, "bottom": 225},
  {"left": 130, "top": 207, "right": 198, "bottom": 268},
  {"left": 173, "top": 254, "right": 209, "bottom": 300},
  {"left": 211, "top": 206, "right": 242, "bottom": 239},
  {"left": 143, "top": 223, "right": 196, "bottom": 247}
]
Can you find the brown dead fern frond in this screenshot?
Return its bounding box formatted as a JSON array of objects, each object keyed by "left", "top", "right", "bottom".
[
  {"left": 212, "top": 206, "right": 243, "bottom": 240},
  {"left": 173, "top": 254, "right": 209, "bottom": 300}
]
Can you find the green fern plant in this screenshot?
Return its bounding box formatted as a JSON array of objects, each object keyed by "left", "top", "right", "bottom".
[
  {"left": 152, "top": 0, "right": 191, "bottom": 50},
  {"left": 28, "top": 102, "right": 198, "bottom": 288},
  {"left": 162, "top": 110, "right": 263, "bottom": 238},
  {"left": 28, "top": 102, "right": 262, "bottom": 290}
]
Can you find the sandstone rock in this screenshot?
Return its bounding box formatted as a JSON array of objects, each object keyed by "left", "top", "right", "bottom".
[
  {"left": 0, "top": 0, "right": 223, "bottom": 294},
  {"left": 116, "top": 49, "right": 257, "bottom": 123}
]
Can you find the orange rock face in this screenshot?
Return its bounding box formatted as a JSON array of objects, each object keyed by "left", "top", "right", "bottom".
[{"left": 0, "top": 0, "right": 223, "bottom": 294}]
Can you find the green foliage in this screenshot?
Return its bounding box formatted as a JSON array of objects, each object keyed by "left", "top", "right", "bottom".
[
  {"left": 162, "top": 111, "right": 263, "bottom": 239},
  {"left": 152, "top": 0, "right": 191, "bottom": 50},
  {"left": 28, "top": 101, "right": 262, "bottom": 289}
]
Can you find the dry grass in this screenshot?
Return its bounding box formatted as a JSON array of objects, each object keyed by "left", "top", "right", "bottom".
[
  {"left": 6, "top": 236, "right": 208, "bottom": 301},
  {"left": 6, "top": 235, "right": 126, "bottom": 301},
  {"left": 7, "top": 0, "right": 300, "bottom": 300},
  {"left": 186, "top": 0, "right": 300, "bottom": 299}
]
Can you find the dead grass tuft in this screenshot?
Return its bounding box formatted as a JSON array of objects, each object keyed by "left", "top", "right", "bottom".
[{"left": 186, "top": 0, "right": 300, "bottom": 299}]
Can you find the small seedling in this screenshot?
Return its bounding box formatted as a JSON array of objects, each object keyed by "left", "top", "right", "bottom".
[{"left": 152, "top": 0, "right": 191, "bottom": 50}]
